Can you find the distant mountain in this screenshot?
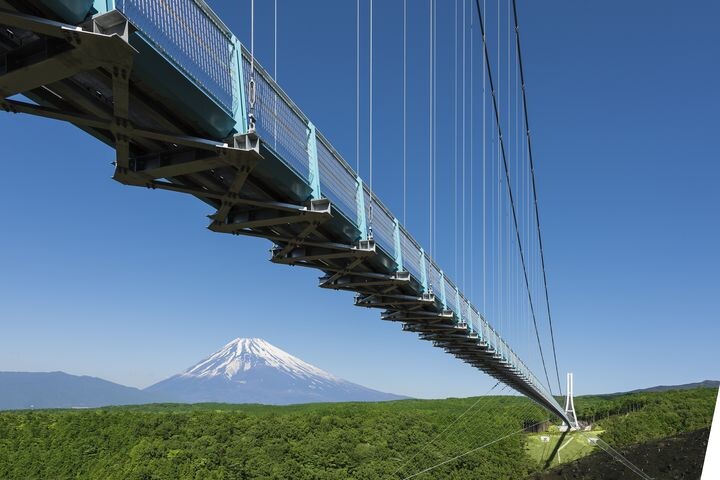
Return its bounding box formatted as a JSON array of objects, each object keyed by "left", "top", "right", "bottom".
[
  {"left": 622, "top": 380, "right": 719, "bottom": 394},
  {"left": 145, "top": 338, "right": 405, "bottom": 404},
  {"left": 0, "top": 372, "right": 153, "bottom": 410}
]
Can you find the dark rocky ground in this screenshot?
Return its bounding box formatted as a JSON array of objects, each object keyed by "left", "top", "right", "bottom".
[{"left": 529, "top": 428, "right": 710, "bottom": 480}]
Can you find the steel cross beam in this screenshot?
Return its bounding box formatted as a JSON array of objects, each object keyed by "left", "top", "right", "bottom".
[
  {"left": 320, "top": 270, "right": 411, "bottom": 292},
  {"left": 209, "top": 198, "right": 331, "bottom": 233},
  {"left": 0, "top": 9, "right": 133, "bottom": 96},
  {"left": 0, "top": 98, "right": 231, "bottom": 151},
  {"left": 354, "top": 292, "right": 436, "bottom": 309}
]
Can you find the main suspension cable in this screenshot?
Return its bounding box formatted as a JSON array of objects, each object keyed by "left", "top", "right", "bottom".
[
  {"left": 511, "top": 0, "right": 563, "bottom": 396},
  {"left": 472, "top": 0, "right": 554, "bottom": 395}
]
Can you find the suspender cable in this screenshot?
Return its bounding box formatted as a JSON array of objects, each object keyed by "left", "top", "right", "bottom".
[
  {"left": 356, "top": 0, "right": 360, "bottom": 173},
  {"left": 274, "top": 0, "right": 277, "bottom": 79},
  {"left": 470, "top": 0, "right": 474, "bottom": 301},
  {"left": 511, "top": 0, "right": 563, "bottom": 395},
  {"left": 431, "top": 0, "right": 437, "bottom": 257},
  {"left": 434, "top": 0, "right": 438, "bottom": 256},
  {"left": 507, "top": 0, "right": 512, "bottom": 349},
  {"left": 250, "top": 0, "right": 254, "bottom": 75},
  {"left": 429, "top": 0, "right": 433, "bottom": 257},
  {"left": 272, "top": 0, "right": 278, "bottom": 148},
  {"left": 248, "top": 0, "right": 256, "bottom": 131},
  {"left": 482, "top": 0, "right": 486, "bottom": 313},
  {"left": 454, "top": 0, "right": 458, "bottom": 278},
  {"left": 403, "top": 0, "right": 407, "bottom": 224},
  {"left": 496, "top": 0, "right": 502, "bottom": 338},
  {"left": 472, "top": 0, "right": 554, "bottom": 396},
  {"left": 462, "top": 0, "right": 467, "bottom": 290},
  {"left": 368, "top": 0, "right": 374, "bottom": 237}
]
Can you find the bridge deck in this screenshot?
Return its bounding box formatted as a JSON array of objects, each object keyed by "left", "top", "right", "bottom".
[{"left": 0, "top": 0, "right": 568, "bottom": 423}]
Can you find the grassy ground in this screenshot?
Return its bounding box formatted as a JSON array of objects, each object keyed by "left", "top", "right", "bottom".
[{"left": 526, "top": 427, "right": 604, "bottom": 468}]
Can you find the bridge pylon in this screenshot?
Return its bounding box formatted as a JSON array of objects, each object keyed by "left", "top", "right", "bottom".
[{"left": 564, "top": 372, "right": 580, "bottom": 430}]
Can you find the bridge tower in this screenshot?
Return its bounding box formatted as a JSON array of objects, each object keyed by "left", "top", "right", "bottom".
[{"left": 564, "top": 372, "right": 579, "bottom": 429}]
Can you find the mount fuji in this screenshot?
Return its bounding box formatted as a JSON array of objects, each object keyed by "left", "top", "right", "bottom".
[{"left": 145, "top": 338, "right": 405, "bottom": 405}]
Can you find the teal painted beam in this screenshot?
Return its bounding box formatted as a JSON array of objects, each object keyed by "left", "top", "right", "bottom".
[
  {"left": 393, "top": 219, "right": 403, "bottom": 272},
  {"left": 307, "top": 122, "right": 321, "bottom": 199},
  {"left": 420, "top": 248, "right": 429, "bottom": 293},
  {"left": 356, "top": 177, "right": 367, "bottom": 241},
  {"left": 455, "top": 287, "right": 463, "bottom": 323},
  {"left": 231, "top": 37, "right": 248, "bottom": 134},
  {"left": 439, "top": 271, "right": 447, "bottom": 308}
]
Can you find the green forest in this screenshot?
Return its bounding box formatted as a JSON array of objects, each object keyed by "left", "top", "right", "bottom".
[{"left": 0, "top": 387, "right": 715, "bottom": 479}]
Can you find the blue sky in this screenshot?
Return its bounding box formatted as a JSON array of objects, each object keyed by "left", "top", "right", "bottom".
[{"left": 0, "top": 0, "right": 718, "bottom": 398}]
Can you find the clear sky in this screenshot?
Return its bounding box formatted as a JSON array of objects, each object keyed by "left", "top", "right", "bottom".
[{"left": 0, "top": 0, "right": 718, "bottom": 398}]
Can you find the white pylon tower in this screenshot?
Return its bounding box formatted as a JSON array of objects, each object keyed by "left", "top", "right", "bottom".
[{"left": 565, "top": 372, "right": 579, "bottom": 429}]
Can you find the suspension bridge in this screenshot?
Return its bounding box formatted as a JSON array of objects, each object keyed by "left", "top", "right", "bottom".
[{"left": 0, "top": 0, "right": 571, "bottom": 428}]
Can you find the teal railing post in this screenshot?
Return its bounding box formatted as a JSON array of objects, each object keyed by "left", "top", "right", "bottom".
[
  {"left": 439, "top": 271, "right": 447, "bottom": 309},
  {"left": 393, "top": 219, "right": 403, "bottom": 272},
  {"left": 231, "top": 37, "right": 248, "bottom": 134},
  {"left": 307, "top": 122, "right": 321, "bottom": 199},
  {"left": 356, "top": 177, "right": 367, "bottom": 241},
  {"left": 420, "top": 248, "right": 429, "bottom": 293},
  {"left": 455, "top": 287, "right": 462, "bottom": 324}
]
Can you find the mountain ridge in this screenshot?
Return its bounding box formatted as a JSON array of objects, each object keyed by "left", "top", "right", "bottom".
[
  {"left": 0, "top": 338, "right": 405, "bottom": 410},
  {"left": 0, "top": 371, "right": 154, "bottom": 410},
  {"left": 619, "top": 380, "right": 719, "bottom": 395}
]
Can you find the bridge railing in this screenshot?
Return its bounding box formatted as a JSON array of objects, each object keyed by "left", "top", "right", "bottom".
[
  {"left": 112, "top": 0, "right": 236, "bottom": 113},
  {"left": 367, "top": 195, "right": 397, "bottom": 259},
  {"left": 317, "top": 136, "right": 358, "bottom": 223},
  {"left": 242, "top": 55, "right": 311, "bottom": 180},
  {"left": 399, "top": 228, "right": 423, "bottom": 284}
]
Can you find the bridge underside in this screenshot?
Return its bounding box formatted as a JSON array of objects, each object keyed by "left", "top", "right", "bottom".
[{"left": 0, "top": 1, "right": 569, "bottom": 424}]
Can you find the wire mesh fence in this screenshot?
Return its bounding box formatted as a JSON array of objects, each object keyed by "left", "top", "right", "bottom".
[
  {"left": 242, "top": 57, "right": 310, "bottom": 181},
  {"left": 400, "top": 229, "right": 423, "bottom": 282},
  {"left": 317, "top": 136, "right": 358, "bottom": 225},
  {"left": 117, "top": 0, "right": 234, "bottom": 111}
]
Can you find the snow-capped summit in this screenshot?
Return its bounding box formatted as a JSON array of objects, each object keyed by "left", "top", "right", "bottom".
[
  {"left": 181, "top": 337, "right": 338, "bottom": 382},
  {"left": 146, "top": 338, "right": 405, "bottom": 405}
]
